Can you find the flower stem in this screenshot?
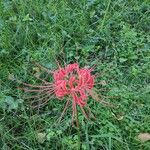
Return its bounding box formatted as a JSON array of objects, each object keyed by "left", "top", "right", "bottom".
[
  {"left": 76, "top": 108, "right": 81, "bottom": 150},
  {"left": 77, "top": 127, "right": 81, "bottom": 150}
]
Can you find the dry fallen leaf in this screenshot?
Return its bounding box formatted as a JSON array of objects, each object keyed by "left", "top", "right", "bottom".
[
  {"left": 8, "top": 74, "right": 15, "bottom": 81},
  {"left": 138, "top": 133, "right": 150, "bottom": 142},
  {"left": 37, "top": 132, "right": 46, "bottom": 144},
  {"left": 111, "top": 112, "right": 124, "bottom": 121},
  {"left": 100, "top": 80, "right": 107, "bottom": 86},
  {"left": 33, "top": 67, "right": 40, "bottom": 73}
]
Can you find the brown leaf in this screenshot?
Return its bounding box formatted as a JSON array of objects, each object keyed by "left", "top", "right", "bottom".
[
  {"left": 37, "top": 132, "right": 46, "bottom": 144},
  {"left": 138, "top": 133, "right": 150, "bottom": 142},
  {"left": 100, "top": 80, "right": 107, "bottom": 86},
  {"left": 8, "top": 74, "right": 15, "bottom": 81},
  {"left": 112, "top": 113, "right": 124, "bottom": 121},
  {"left": 33, "top": 67, "right": 40, "bottom": 73}
]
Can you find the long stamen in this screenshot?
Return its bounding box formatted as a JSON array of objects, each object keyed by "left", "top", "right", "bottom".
[
  {"left": 57, "top": 98, "right": 70, "bottom": 123},
  {"left": 18, "top": 87, "right": 50, "bottom": 93},
  {"left": 79, "top": 105, "right": 89, "bottom": 120},
  {"left": 75, "top": 103, "right": 79, "bottom": 128},
  {"left": 29, "top": 72, "right": 54, "bottom": 85},
  {"left": 31, "top": 89, "right": 55, "bottom": 104},
  {"left": 32, "top": 95, "right": 54, "bottom": 108},
  {"left": 89, "top": 90, "right": 116, "bottom": 108},
  {"left": 86, "top": 106, "right": 96, "bottom": 120},
  {"left": 54, "top": 58, "right": 61, "bottom": 69},
  {"left": 72, "top": 100, "right": 76, "bottom": 126},
  {"left": 19, "top": 82, "right": 54, "bottom": 88},
  {"left": 33, "top": 61, "right": 54, "bottom": 74},
  {"left": 23, "top": 91, "right": 50, "bottom": 100}
]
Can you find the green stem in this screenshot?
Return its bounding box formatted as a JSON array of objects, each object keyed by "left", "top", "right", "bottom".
[
  {"left": 76, "top": 108, "right": 81, "bottom": 150},
  {"left": 100, "top": 0, "right": 111, "bottom": 30},
  {"left": 77, "top": 127, "right": 81, "bottom": 150}
]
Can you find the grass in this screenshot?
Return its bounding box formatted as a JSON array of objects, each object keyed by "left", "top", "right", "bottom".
[{"left": 0, "top": 0, "right": 150, "bottom": 149}]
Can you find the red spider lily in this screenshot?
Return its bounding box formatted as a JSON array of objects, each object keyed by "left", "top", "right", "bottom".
[
  {"left": 53, "top": 63, "right": 94, "bottom": 105},
  {"left": 18, "top": 62, "right": 115, "bottom": 125}
]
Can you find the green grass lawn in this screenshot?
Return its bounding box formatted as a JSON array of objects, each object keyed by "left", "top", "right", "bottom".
[{"left": 0, "top": 0, "right": 150, "bottom": 149}]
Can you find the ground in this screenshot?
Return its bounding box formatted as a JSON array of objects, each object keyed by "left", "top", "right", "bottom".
[{"left": 0, "top": 0, "right": 150, "bottom": 149}]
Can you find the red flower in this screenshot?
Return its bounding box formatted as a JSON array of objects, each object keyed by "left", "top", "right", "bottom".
[
  {"left": 54, "top": 63, "right": 94, "bottom": 106},
  {"left": 18, "top": 62, "right": 114, "bottom": 125}
]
